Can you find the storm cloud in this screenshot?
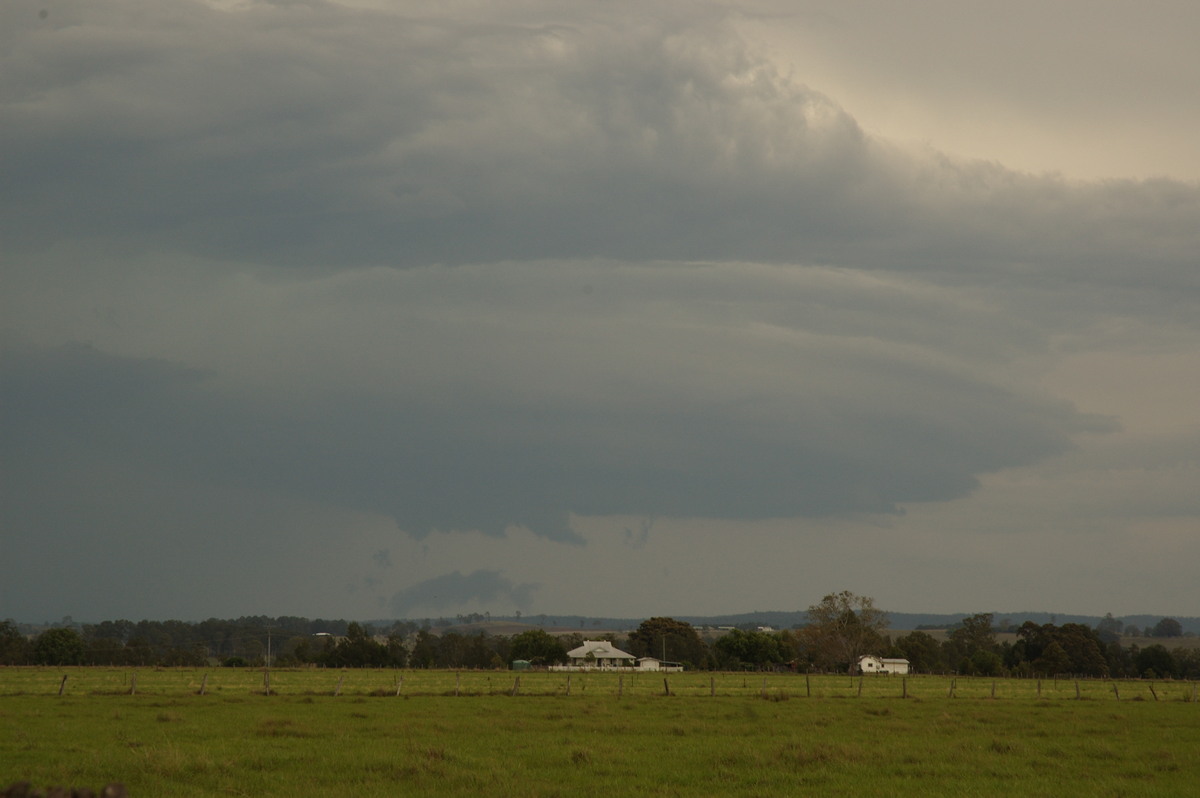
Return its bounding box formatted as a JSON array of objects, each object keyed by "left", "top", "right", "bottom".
[{"left": 3, "top": 0, "right": 1198, "bottom": 620}]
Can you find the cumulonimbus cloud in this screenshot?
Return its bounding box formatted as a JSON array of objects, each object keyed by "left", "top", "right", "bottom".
[{"left": 389, "top": 569, "right": 538, "bottom": 616}]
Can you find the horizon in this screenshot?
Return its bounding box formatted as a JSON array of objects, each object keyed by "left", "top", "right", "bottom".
[{"left": 12, "top": 608, "right": 1199, "bottom": 634}]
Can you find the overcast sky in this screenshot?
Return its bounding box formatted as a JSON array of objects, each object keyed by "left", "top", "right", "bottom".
[{"left": 3, "top": 0, "right": 1198, "bottom": 624}]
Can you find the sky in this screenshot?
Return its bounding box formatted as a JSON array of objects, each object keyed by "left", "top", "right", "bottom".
[{"left": 3, "top": 0, "right": 1198, "bottom": 624}]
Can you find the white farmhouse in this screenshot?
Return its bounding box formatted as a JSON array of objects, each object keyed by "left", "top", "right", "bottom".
[
  {"left": 556, "top": 640, "right": 636, "bottom": 670},
  {"left": 857, "top": 655, "right": 911, "bottom": 675}
]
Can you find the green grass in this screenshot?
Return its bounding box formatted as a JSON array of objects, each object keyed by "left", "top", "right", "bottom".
[{"left": 2, "top": 669, "right": 1197, "bottom": 796}]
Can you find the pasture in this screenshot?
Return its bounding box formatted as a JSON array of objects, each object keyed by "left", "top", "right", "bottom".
[{"left": 2, "top": 668, "right": 1197, "bottom": 796}]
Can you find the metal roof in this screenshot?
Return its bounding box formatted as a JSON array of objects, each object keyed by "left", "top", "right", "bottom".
[{"left": 566, "top": 640, "right": 635, "bottom": 660}]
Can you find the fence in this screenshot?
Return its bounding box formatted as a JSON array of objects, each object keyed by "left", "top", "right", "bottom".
[{"left": 3, "top": 667, "right": 1197, "bottom": 702}]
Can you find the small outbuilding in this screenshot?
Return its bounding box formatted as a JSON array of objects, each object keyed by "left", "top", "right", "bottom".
[
  {"left": 857, "top": 655, "right": 911, "bottom": 675},
  {"left": 636, "top": 656, "right": 683, "bottom": 672}
]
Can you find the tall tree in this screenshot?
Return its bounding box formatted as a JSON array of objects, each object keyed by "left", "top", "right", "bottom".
[
  {"left": 1151, "top": 618, "right": 1183, "bottom": 638},
  {"left": 509, "top": 629, "right": 567, "bottom": 665},
  {"left": 627, "top": 617, "right": 707, "bottom": 667},
  {"left": 0, "top": 620, "right": 31, "bottom": 665},
  {"left": 799, "top": 591, "right": 888, "bottom": 672},
  {"left": 892, "top": 631, "right": 944, "bottom": 674},
  {"left": 33, "top": 627, "right": 85, "bottom": 666},
  {"left": 949, "top": 613, "right": 996, "bottom": 656},
  {"left": 1096, "top": 613, "right": 1124, "bottom": 644},
  {"left": 713, "top": 629, "right": 788, "bottom": 670}
]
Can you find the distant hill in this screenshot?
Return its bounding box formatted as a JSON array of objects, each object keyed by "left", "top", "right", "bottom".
[{"left": 379, "top": 610, "right": 1200, "bottom": 635}]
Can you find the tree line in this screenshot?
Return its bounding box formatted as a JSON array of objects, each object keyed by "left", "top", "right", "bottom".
[{"left": 2, "top": 596, "right": 1196, "bottom": 679}]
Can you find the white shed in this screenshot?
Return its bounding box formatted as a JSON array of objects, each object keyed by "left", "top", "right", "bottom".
[{"left": 857, "top": 655, "right": 910, "bottom": 675}]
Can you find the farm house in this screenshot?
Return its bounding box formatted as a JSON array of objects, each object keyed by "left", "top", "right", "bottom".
[
  {"left": 552, "top": 640, "right": 637, "bottom": 670},
  {"left": 857, "top": 655, "right": 911, "bottom": 675}
]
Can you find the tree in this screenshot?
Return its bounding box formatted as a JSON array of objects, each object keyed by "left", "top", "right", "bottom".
[
  {"left": 33, "top": 627, "right": 86, "bottom": 666},
  {"left": 1055, "top": 623, "right": 1109, "bottom": 677},
  {"left": 1032, "top": 641, "right": 1072, "bottom": 675},
  {"left": 893, "top": 631, "right": 944, "bottom": 673},
  {"left": 0, "top": 620, "right": 31, "bottom": 665},
  {"left": 409, "top": 630, "right": 438, "bottom": 668},
  {"left": 509, "top": 629, "right": 567, "bottom": 665},
  {"left": 799, "top": 591, "right": 888, "bottom": 672},
  {"left": 1135, "top": 644, "right": 1177, "bottom": 679},
  {"left": 1151, "top": 618, "right": 1183, "bottom": 638},
  {"left": 324, "top": 622, "right": 391, "bottom": 667},
  {"left": 949, "top": 613, "right": 996, "bottom": 655},
  {"left": 627, "top": 617, "right": 707, "bottom": 667},
  {"left": 1096, "top": 613, "right": 1124, "bottom": 644},
  {"left": 713, "top": 629, "right": 787, "bottom": 670}
]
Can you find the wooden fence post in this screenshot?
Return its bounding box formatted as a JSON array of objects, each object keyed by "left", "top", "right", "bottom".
[
  {"left": 129, "top": 673, "right": 137, "bottom": 696},
  {"left": 58, "top": 675, "right": 68, "bottom": 696},
  {"left": 395, "top": 675, "right": 403, "bottom": 697},
  {"left": 199, "top": 673, "right": 208, "bottom": 696},
  {"left": 1149, "top": 683, "right": 1158, "bottom": 702},
  {"left": 1075, "top": 681, "right": 1081, "bottom": 700},
  {"left": 1112, "top": 682, "right": 1120, "bottom": 701},
  {"left": 566, "top": 675, "right": 571, "bottom": 696},
  {"left": 805, "top": 674, "right": 811, "bottom": 698},
  {"left": 511, "top": 676, "right": 520, "bottom": 696},
  {"left": 663, "top": 677, "right": 671, "bottom": 696},
  {"left": 334, "top": 675, "right": 343, "bottom": 696},
  {"left": 948, "top": 678, "right": 956, "bottom": 699},
  {"left": 1037, "top": 679, "right": 1041, "bottom": 698},
  {"left": 902, "top": 678, "right": 907, "bottom": 699},
  {"left": 263, "top": 670, "right": 271, "bottom": 696},
  {"left": 857, "top": 677, "right": 863, "bottom": 697}
]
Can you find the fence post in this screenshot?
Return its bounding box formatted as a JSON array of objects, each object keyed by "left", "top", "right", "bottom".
[
  {"left": 857, "top": 677, "right": 863, "bottom": 697},
  {"left": 663, "top": 677, "right": 671, "bottom": 696},
  {"left": 58, "top": 675, "right": 68, "bottom": 696},
  {"left": 334, "top": 675, "right": 343, "bottom": 697},
  {"left": 806, "top": 674, "right": 811, "bottom": 698},
  {"left": 199, "top": 673, "right": 208, "bottom": 696},
  {"left": 1149, "top": 683, "right": 1158, "bottom": 702},
  {"left": 264, "top": 670, "right": 271, "bottom": 696},
  {"left": 902, "top": 678, "right": 907, "bottom": 699},
  {"left": 395, "top": 675, "right": 403, "bottom": 697},
  {"left": 455, "top": 672, "right": 460, "bottom": 697},
  {"left": 1037, "top": 679, "right": 1041, "bottom": 698},
  {"left": 566, "top": 674, "right": 571, "bottom": 696},
  {"left": 511, "top": 676, "right": 520, "bottom": 696},
  {"left": 1112, "top": 682, "right": 1119, "bottom": 701},
  {"left": 129, "top": 673, "right": 137, "bottom": 696},
  {"left": 1075, "top": 681, "right": 1081, "bottom": 700}
]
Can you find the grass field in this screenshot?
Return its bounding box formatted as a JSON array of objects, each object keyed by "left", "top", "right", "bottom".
[{"left": 3, "top": 668, "right": 1198, "bottom": 796}]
